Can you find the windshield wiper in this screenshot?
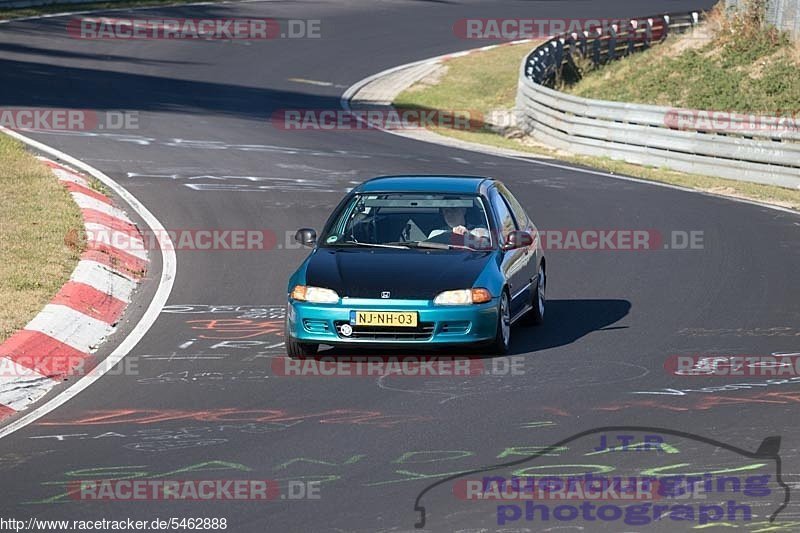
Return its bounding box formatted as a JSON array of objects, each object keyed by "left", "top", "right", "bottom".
[
  {"left": 386, "top": 241, "right": 486, "bottom": 251},
  {"left": 336, "top": 241, "right": 411, "bottom": 249}
]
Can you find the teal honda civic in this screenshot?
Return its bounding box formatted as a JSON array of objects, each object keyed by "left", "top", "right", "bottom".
[{"left": 285, "top": 175, "right": 545, "bottom": 356}]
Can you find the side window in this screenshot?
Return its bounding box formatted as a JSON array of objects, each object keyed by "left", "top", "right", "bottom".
[
  {"left": 489, "top": 188, "right": 518, "bottom": 242},
  {"left": 498, "top": 184, "right": 528, "bottom": 229}
]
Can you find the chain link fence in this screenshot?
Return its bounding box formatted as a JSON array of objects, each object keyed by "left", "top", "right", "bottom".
[{"left": 725, "top": 0, "right": 800, "bottom": 37}]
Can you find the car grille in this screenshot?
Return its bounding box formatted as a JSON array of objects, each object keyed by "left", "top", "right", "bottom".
[{"left": 334, "top": 321, "right": 435, "bottom": 341}]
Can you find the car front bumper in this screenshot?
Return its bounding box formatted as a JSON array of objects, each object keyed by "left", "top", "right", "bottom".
[{"left": 287, "top": 297, "right": 499, "bottom": 347}]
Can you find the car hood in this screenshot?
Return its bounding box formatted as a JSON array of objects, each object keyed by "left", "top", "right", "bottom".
[{"left": 304, "top": 248, "right": 495, "bottom": 300}]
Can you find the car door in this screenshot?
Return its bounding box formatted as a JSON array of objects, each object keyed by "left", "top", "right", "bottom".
[
  {"left": 497, "top": 183, "right": 539, "bottom": 298},
  {"left": 488, "top": 186, "right": 528, "bottom": 318}
]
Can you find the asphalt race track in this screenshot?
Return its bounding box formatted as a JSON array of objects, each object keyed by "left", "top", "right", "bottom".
[{"left": 2, "top": 0, "right": 800, "bottom": 531}]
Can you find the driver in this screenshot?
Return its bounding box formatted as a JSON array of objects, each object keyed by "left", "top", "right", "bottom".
[{"left": 428, "top": 206, "right": 490, "bottom": 241}]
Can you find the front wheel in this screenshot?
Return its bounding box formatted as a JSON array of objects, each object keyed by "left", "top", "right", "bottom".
[
  {"left": 488, "top": 291, "right": 511, "bottom": 354},
  {"left": 285, "top": 324, "right": 318, "bottom": 357}
]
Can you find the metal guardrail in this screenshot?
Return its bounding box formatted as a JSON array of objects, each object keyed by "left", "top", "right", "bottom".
[
  {"left": 515, "top": 11, "right": 800, "bottom": 188},
  {"left": 525, "top": 14, "right": 699, "bottom": 87}
]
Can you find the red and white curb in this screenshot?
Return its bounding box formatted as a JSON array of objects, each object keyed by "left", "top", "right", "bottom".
[{"left": 0, "top": 158, "right": 148, "bottom": 420}]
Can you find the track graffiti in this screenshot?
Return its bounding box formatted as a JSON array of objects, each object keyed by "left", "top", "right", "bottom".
[
  {"left": 0, "top": 450, "right": 56, "bottom": 471},
  {"left": 186, "top": 319, "right": 284, "bottom": 339},
  {"left": 678, "top": 327, "right": 800, "bottom": 337},
  {"left": 29, "top": 422, "right": 304, "bottom": 453},
  {"left": 22, "top": 435, "right": 776, "bottom": 507},
  {"left": 25, "top": 461, "right": 255, "bottom": 505},
  {"left": 134, "top": 305, "right": 289, "bottom": 364},
  {"left": 162, "top": 305, "right": 285, "bottom": 319},
  {"left": 137, "top": 370, "right": 271, "bottom": 385},
  {"left": 597, "top": 391, "right": 800, "bottom": 413},
  {"left": 375, "top": 361, "right": 650, "bottom": 404},
  {"left": 36, "top": 408, "right": 433, "bottom": 428},
  {"left": 123, "top": 439, "right": 227, "bottom": 452},
  {"left": 25, "top": 458, "right": 776, "bottom": 506},
  {"left": 631, "top": 377, "right": 800, "bottom": 396}
]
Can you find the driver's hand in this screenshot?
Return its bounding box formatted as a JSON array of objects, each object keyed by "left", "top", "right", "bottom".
[{"left": 452, "top": 225, "right": 468, "bottom": 235}]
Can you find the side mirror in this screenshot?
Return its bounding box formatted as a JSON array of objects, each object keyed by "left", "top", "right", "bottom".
[
  {"left": 503, "top": 230, "right": 533, "bottom": 251},
  {"left": 295, "top": 228, "right": 317, "bottom": 247}
]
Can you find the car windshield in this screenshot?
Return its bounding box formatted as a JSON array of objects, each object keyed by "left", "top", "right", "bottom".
[{"left": 320, "top": 193, "right": 493, "bottom": 250}]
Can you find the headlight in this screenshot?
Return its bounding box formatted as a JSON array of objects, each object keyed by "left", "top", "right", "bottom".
[
  {"left": 290, "top": 285, "right": 340, "bottom": 303},
  {"left": 433, "top": 288, "right": 492, "bottom": 305}
]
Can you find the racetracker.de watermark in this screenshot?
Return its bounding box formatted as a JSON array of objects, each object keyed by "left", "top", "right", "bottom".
[
  {"left": 84, "top": 228, "right": 278, "bottom": 251},
  {"left": 665, "top": 353, "right": 800, "bottom": 377},
  {"left": 271, "top": 356, "right": 525, "bottom": 377},
  {"left": 453, "top": 18, "right": 666, "bottom": 40},
  {"left": 454, "top": 476, "right": 663, "bottom": 501},
  {"left": 536, "top": 230, "right": 703, "bottom": 251},
  {"left": 67, "top": 17, "right": 321, "bottom": 40},
  {"left": 82, "top": 228, "right": 705, "bottom": 252},
  {"left": 68, "top": 479, "right": 320, "bottom": 500},
  {"left": 271, "top": 109, "right": 484, "bottom": 131},
  {"left": 0, "top": 356, "right": 139, "bottom": 378},
  {"left": 0, "top": 108, "right": 138, "bottom": 131},
  {"left": 451, "top": 229, "right": 704, "bottom": 251},
  {"left": 470, "top": 474, "right": 772, "bottom": 527},
  {"left": 664, "top": 109, "right": 800, "bottom": 133}
]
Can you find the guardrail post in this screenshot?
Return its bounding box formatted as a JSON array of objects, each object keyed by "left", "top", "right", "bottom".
[
  {"left": 623, "top": 20, "right": 633, "bottom": 55},
  {"left": 554, "top": 39, "right": 564, "bottom": 66},
  {"left": 542, "top": 46, "right": 554, "bottom": 86},
  {"left": 644, "top": 18, "right": 654, "bottom": 49},
  {"left": 591, "top": 30, "right": 601, "bottom": 65},
  {"left": 578, "top": 31, "right": 588, "bottom": 56},
  {"left": 537, "top": 49, "right": 548, "bottom": 84},
  {"left": 607, "top": 25, "right": 618, "bottom": 62},
  {"left": 566, "top": 33, "right": 577, "bottom": 55}
]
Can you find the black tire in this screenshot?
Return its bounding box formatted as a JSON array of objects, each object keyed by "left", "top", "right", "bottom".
[
  {"left": 488, "top": 291, "right": 511, "bottom": 354},
  {"left": 525, "top": 263, "right": 546, "bottom": 325},
  {"left": 285, "top": 324, "right": 318, "bottom": 357}
]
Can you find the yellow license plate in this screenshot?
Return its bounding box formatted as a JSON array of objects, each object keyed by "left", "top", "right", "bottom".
[{"left": 354, "top": 311, "right": 418, "bottom": 327}]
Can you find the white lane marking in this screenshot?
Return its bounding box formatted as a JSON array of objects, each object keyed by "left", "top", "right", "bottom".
[
  {"left": 70, "top": 192, "right": 132, "bottom": 221},
  {"left": 84, "top": 222, "right": 148, "bottom": 260},
  {"left": 25, "top": 304, "right": 114, "bottom": 353},
  {"left": 0, "top": 360, "right": 58, "bottom": 411},
  {"left": 70, "top": 260, "right": 137, "bottom": 302},
  {"left": 0, "top": 126, "right": 176, "bottom": 440},
  {"left": 288, "top": 78, "right": 333, "bottom": 87},
  {"left": 139, "top": 354, "right": 227, "bottom": 360}
]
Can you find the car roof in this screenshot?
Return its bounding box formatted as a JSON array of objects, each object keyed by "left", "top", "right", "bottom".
[{"left": 354, "top": 175, "right": 494, "bottom": 195}]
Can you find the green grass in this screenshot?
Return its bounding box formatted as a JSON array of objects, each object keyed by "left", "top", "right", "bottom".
[
  {"left": 564, "top": 4, "right": 800, "bottom": 114},
  {"left": 0, "top": 0, "right": 206, "bottom": 20},
  {"left": 396, "top": 44, "right": 527, "bottom": 113},
  {"left": 0, "top": 134, "right": 84, "bottom": 342},
  {"left": 394, "top": 42, "right": 800, "bottom": 211}
]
